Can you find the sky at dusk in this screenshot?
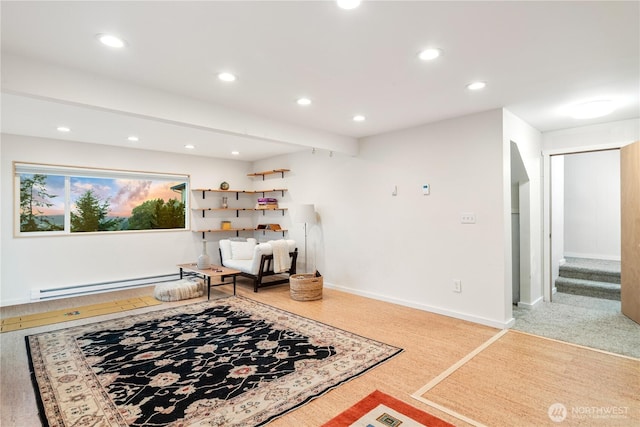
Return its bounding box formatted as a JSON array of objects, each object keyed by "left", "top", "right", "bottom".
[{"left": 25, "top": 174, "right": 185, "bottom": 218}]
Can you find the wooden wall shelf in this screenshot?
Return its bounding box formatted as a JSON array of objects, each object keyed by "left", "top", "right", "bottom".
[
  {"left": 193, "top": 188, "right": 287, "bottom": 199},
  {"left": 193, "top": 228, "right": 288, "bottom": 239},
  {"left": 192, "top": 169, "right": 290, "bottom": 238},
  {"left": 192, "top": 207, "right": 287, "bottom": 217},
  {"left": 247, "top": 169, "right": 290, "bottom": 180}
]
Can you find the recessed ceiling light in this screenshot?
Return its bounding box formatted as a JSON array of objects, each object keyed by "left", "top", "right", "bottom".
[
  {"left": 231, "top": 151, "right": 240, "bottom": 156},
  {"left": 418, "top": 48, "right": 442, "bottom": 61},
  {"left": 217, "top": 72, "right": 237, "bottom": 82},
  {"left": 353, "top": 115, "right": 366, "bottom": 122},
  {"left": 127, "top": 136, "right": 139, "bottom": 142},
  {"left": 96, "top": 33, "right": 126, "bottom": 48},
  {"left": 567, "top": 99, "right": 615, "bottom": 119},
  {"left": 466, "top": 81, "right": 487, "bottom": 91},
  {"left": 56, "top": 126, "right": 70, "bottom": 132},
  {"left": 337, "top": 0, "right": 361, "bottom": 10},
  {"left": 184, "top": 144, "right": 195, "bottom": 150},
  {"left": 297, "top": 98, "right": 312, "bottom": 106}
]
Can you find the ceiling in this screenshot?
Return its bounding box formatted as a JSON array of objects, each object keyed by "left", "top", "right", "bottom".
[{"left": 1, "top": 1, "right": 639, "bottom": 160}]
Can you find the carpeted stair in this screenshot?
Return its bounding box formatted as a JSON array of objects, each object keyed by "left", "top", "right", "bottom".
[{"left": 555, "top": 257, "right": 621, "bottom": 300}]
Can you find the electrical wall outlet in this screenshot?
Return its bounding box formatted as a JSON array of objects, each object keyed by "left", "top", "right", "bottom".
[
  {"left": 460, "top": 213, "right": 476, "bottom": 224},
  {"left": 453, "top": 279, "right": 462, "bottom": 293}
]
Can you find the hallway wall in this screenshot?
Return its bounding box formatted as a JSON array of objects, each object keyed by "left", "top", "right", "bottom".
[{"left": 564, "top": 150, "right": 620, "bottom": 260}]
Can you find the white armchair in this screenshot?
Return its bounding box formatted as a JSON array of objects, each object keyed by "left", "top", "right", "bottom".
[{"left": 219, "top": 238, "right": 298, "bottom": 292}]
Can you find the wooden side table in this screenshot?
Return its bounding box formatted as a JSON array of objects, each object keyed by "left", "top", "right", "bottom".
[{"left": 177, "top": 264, "right": 241, "bottom": 299}]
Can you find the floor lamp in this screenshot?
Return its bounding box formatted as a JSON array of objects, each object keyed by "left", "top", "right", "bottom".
[{"left": 294, "top": 204, "right": 316, "bottom": 273}]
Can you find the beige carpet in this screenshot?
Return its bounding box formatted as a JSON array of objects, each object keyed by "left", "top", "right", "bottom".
[{"left": 512, "top": 293, "right": 640, "bottom": 358}]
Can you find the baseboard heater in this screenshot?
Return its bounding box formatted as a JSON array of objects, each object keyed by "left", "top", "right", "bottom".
[{"left": 30, "top": 273, "right": 180, "bottom": 301}]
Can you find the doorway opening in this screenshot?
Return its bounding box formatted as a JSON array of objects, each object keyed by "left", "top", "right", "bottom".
[
  {"left": 511, "top": 147, "right": 639, "bottom": 359},
  {"left": 550, "top": 149, "right": 621, "bottom": 309}
]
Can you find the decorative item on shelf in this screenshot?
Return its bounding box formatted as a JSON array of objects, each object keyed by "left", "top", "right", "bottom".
[
  {"left": 197, "top": 240, "right": 211, "bottom": 269},
  {"left": 265, "top": 224, "right": 282, "bottom": 231},
  {"left": 220, "top": 181, "right": 229, "bottom": 190},
  {"left": 221, "top": 196, "right": 228, "bottom": 209},
  {"left": 221, "top": 220, "right": 232, "bottom": 230},
  {"left": 256, "top": 197, "right": 278, "bottom": 209}
]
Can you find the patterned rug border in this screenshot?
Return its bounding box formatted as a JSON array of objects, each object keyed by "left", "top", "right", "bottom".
[
  {"left": 25, "top": 334, "right": 47, "bottom": 427},
  {"left": 25, "top": 295, "right": 205, "bottom": 427},
  {"left": 26, "top": 295, "right": 403, "bottom": 427},
  {"left": 229, "top": 298, "right": 406, "bottom": 425}
]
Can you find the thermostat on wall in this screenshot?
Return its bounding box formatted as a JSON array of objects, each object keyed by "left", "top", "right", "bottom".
[{"left": 422, "top": 184, "right": 430, "bottom": 195}]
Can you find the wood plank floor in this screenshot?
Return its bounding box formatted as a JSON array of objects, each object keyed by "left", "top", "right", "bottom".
[
  {"left": 1, "top": 279, "right": 638, "bottom": 426},
  {"left": 417, "top": 330, "right": 640, "bottom": 426}
]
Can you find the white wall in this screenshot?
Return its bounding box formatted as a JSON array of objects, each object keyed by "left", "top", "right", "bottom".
[
  {"left": 503, "top": 110, "right": 543, "bottom": 308},
  {"left": 543, "top": 118, "right": 640, "bottom": 153},
  {"left": 255, "top": 109, "right": 512, "bottom": 327},
  {"left": 2, "top": 108, "right": 534, "bottom": 328},
  {"left": 563, "top": 150, "right": 621, "bottom": 260},
  {"left": 0, "top": 133, "right": 253, "bottom": 306}
]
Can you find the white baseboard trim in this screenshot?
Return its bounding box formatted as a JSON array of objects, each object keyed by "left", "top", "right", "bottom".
[
  {"left": 504, "top": 317, "right": 515, "bottom": 328},
  {"left": 517, "top": 295, "right": 543, "bottom": 309},
  {"left": 323, "top": 282, "right": 513, "bottom": 329}
]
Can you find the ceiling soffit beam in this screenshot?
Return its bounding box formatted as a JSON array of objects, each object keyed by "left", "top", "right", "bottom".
[{"left": 1, "top": 54, "right": 358, "bottom": 156}]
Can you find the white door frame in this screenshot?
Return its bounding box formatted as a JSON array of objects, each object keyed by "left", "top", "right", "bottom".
[{"left": 542, "top": 143, "right": 623, "bottom": 302}]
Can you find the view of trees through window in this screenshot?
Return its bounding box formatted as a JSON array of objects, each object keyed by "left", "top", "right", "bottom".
[{"left": 17, "top": 166, "right": 188, "bottom": 234}]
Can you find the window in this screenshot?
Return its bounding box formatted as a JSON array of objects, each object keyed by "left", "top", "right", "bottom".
[{"left": 15, "top": 163, "right": 189, "bottom": 235}]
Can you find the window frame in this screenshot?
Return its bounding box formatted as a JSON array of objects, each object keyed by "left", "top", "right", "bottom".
[{"left": 14, "top": 162, "right": 190, "bottom": 237}]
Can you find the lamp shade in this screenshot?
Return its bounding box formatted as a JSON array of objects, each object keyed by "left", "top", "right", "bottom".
[{"left": 294, "top": 204, "right": 316, "bottom": 224}]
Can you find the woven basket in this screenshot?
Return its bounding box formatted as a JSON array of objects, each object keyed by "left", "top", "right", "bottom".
[{"left": 289, "top": 274, "right": 323, "bottom": 301}]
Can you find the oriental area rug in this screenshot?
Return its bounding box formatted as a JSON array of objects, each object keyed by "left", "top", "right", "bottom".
[
  {"left": 26, "top": 296, "right": 402, "bottom": 427},
  {"left": 322, "top": 390, "right": 455, "bottom": 427}
]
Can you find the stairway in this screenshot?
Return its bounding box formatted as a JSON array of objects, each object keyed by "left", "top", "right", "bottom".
[{"left": 555, "top": 257, "right": 621, "bottom": 300}]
